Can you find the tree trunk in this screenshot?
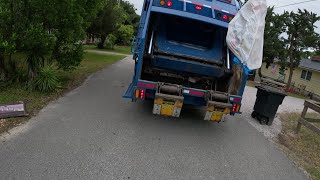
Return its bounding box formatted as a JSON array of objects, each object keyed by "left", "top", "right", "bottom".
[
  {"left": 286, "top": 35, "right": 295, "bottom": 92},
  {"left": 0, "top": 54, "right": 6, "bottom": 81},
  {"left": 258, "top": 68, "right": 263, "bottom": 78},
  {"left": 287, "top": 65, "right": 294, "bottom": 92},
  {"left": 7, "top": 53, "right": 16, "bottom": 80},
  {"left": 98, "top": 35, "right": 106, "bottom": 49}
]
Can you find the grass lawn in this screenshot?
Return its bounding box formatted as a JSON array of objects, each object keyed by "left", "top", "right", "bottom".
[
  {"left": 0, "top": 52, "right": 125, "bottom": 134},
  {"left": 84, "top": 44, "right": 132, "bottom": 55},
  {"left": 279, "top": 113, "right": 320, "bottom": 180}
]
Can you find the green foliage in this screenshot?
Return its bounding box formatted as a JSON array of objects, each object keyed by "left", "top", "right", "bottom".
[
  {"left": 22, "top": 24, "right": 55, "bottom": 80},
  {"left": 13, "top": 69, "right": 28, "bottom": 84},
  {"left": 263, "top": 7, "right": 287, "bottom": 66},
  {"left": 105, "top": 34, "right": 117, "bottom": 50},
  {"left": 282, "top": 9, "right": 320, "bottom": 91},
  {"left": 88, "top": 0, "right": 126, "bottom": 49},
  {"left": 115, "top": 25, "right": 134, "bottom": 45},
  {"left": 32, "top": 66, "right": 60, "bottom": 92},
  {"left": 54, "top": 44, "right": 84, "bottom": 71},
  {"left": 87, "top": 0, "right": 139, "bottom": 48},
  {"left": 0, "top": 0, "right": 104, "bottom": 89},
  {"left": 119, "top": 0, "right": 140, "bottom": 34}
]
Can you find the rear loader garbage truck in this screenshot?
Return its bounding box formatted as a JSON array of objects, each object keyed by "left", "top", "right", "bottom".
[{"left": 123, "top": 0, "right": 251, "bottom": 122}]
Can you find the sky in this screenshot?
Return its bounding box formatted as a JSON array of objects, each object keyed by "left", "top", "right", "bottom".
[{"left": 127, "top": 0, "right": 320, "bottom": 32}]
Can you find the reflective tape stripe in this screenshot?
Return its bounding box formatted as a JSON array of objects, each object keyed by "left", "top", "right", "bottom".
[
  {"left": 221, "top": 9, "right": 229, "bottom": 13},
  {"left": 192, "top": 2, "right": 203, "bottom": 6},
  {"left": 212, "top": 6, "right": 222, "bottom": 11}
]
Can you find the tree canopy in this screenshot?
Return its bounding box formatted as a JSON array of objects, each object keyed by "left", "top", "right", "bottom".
[
  {"left": 0, "top": 0, "right": 105, "bottom": 86},
  {"left": 87, "top": 0, "right": 140, "bottom": 48},
  {"left": 282, "top": 9, "right": 320, "bottom": 91}
]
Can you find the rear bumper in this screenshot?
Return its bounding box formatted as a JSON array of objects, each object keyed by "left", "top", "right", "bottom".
[{"left": 124, "top": 79, "right": 242, "bottom": 110}]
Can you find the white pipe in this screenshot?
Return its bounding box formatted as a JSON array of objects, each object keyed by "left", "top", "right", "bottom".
[
  {"left": 148, "top": 31, "right": 154, "bottom": 54},
  {"left": 227, "top": 48, "right": 230, "bottom": 69}
]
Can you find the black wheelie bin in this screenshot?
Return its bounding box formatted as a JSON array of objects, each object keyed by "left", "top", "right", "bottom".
[{"left": 251, "top": 85, "right": 287, "bottom": 125}]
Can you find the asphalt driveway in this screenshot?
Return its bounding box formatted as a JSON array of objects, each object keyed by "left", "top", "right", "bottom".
[{"left": 0, "top": 57, "right": 308, "bottom": 180}]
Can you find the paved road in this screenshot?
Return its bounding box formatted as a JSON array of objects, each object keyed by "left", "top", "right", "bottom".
[{"left": 0, "top": 57, "right": 308, "bottom": 180}]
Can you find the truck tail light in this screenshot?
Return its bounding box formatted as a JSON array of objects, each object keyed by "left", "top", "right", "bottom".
[
  {"left": 160, "top": 0, "right": 165, "bottom": 6},
  {"left": 135, "top": 89, "right": 145, "bottom": 99},
  {"left": 216, "top": 12, "right": 234, "bottom": 22},
  {"left": 195, "top": 5, "right": 202, "bottom": 10},
  {"left": 232, "top": 104, "right": 241, "bottom": 113},
  {"left": 232, "top": 104, "right": 237, "bottom": 112},
  {"left": 166, "top": 1, "right": 173, "bottom": 7},
  {"left": 140, "top": 90, "right": 145, "bottom": 99},
  {"left": 223, "top": 14, "right": 228, "bottom": 21},
  {"left": 236, "top": 104, "right": 241, "bottom": 112}
]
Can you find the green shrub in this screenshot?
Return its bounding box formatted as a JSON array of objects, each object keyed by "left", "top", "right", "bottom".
[
  {"left": 115, "top": 25, "right": 134, "bottom": 45},
  {"left": 11, "top": 68, "right": 28, "bottom": 84},
  {"left": 105, "top": 34, "right": 117, "bottom": 49},
  {"left": 54, "top": 43, "right": 83, "bottom": 71},
  {"left": 32, "top": 66, "right": 60, "bottom": 92}
]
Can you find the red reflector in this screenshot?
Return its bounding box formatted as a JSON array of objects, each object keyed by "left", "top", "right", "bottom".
[
  {"left": 138, "top": 82, "right": 155, "bottom": 89},
  {"left": 195, "top": 5, "right": 202, "bottom": 10},
  {"left": 233, "top": 97, "right": 241, "bottom": 102},
  {"left": 166, "top": 1, "right": 173, "bottom": 7},
  {"left": 189, "top": 90, "right": 205, "bottom": 97},
  {"left": 223, "top": 14, "right": 228, "bottom": 20}
]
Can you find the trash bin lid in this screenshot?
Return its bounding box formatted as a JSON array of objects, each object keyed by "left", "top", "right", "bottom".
[{"left": 256, "top": 85, "right": 287, "bottom": 96}]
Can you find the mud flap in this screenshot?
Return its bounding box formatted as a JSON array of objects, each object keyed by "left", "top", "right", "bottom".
[
  {"left": 153, "top": 93, "right": 184, "bottom": 117},
  {"left": 204, "top": 101, "right": 232, "bottom": 122}
]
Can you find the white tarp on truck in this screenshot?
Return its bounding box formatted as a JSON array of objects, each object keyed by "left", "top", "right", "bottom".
[{"left": 226, "top": 0, "right": 267, "bottom": 70}]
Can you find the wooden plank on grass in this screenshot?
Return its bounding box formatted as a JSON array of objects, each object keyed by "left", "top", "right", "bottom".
[
  {"left": 298, "top": 117, "right": 320, "bottom": 135},
  {"left": 305, "top": 100, "right": 320, "bottom": 112},
  {"left": 0, "top": 102, "right": 27, "bottom": 119},
  {"left": 304, "top": 118, "right": 320, "bottom": 123}
]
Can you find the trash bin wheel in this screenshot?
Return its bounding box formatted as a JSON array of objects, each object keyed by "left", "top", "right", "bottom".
[
  {"left": 251, "top": 111, "right": 257, "bottom": 119},
  {"left": 259, "top": 116, "right": 268, "bottom": 125}
]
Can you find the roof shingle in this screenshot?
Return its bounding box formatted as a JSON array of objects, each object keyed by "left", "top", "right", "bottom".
[{"left": 299, "top": 59, "right": 320, "bottom": 72}]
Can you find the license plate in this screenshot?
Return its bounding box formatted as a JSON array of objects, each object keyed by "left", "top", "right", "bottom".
[{"left": 161, "top": 101, "right": 175, "bottom": 116}]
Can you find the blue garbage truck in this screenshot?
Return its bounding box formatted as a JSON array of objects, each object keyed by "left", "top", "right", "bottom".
[{"left": 124, "top": 0, "right": 250, "bottom": 121}]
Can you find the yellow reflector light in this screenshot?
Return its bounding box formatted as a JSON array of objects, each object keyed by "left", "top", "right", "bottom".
[
  {"left": 135, "top": 89, "right": 139, "bottom": 99},
  {"left": 160, "top": 0, "right": 165, "bottom": 5},
  {"left": 229, "top": 16, "right": 233, "bottom": 21}
]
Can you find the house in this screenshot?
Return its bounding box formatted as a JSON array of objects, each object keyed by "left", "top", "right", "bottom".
[{"left": 261, "top": 56, "right": 320, "bottom": 96}]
